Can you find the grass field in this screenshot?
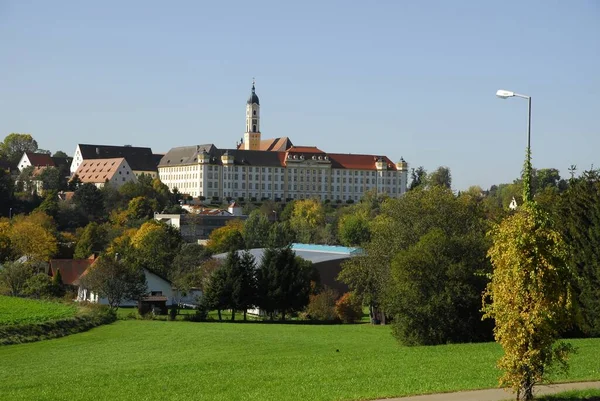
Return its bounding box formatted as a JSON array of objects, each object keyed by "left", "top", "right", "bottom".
[
  {"left": 537, "top": 389, "right": 600, "bottom": 400},
  {"left": 1, "top": 321, "right": 599, "bottom": 401},
  {"left": 0, "top": 295, "right": 77, "bottom": 325}
]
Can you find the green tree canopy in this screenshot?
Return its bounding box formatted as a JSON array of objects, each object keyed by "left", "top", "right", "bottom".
[{"left": 0, "top": 133, "right": 38, "bottom": 165}]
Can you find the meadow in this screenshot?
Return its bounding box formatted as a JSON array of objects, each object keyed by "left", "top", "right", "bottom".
[
  {"left": 1, "top": 320, "right": 599, "bottom": 401},
  {"left": 0, "top": 295, "right": 77, "bottom": 325}
]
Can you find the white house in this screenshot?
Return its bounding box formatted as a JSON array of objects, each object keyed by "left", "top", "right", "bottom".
[{"left": 77, "top": 268, "right": 175, "bottom": 307}]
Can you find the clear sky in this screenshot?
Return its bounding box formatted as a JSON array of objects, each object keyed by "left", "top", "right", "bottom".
[{"left": 1, "top": 0, "right": 598, "bottom": 190}]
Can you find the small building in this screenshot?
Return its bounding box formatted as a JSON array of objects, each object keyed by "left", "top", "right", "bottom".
[
  {"left": 74, "top": 157, "right": 137, "bottom": 188},
  {"left": 17, "top": 152, "right": 72, "bottom": 172},
  {"left": 71, "top": 144, "right": 159, "bottom": 178},
  {"left": 155, "top": 212, "right": 247, "bottom": 243},
  {"left": 47, "top": 256, "right": 97, "bottom": 288}
]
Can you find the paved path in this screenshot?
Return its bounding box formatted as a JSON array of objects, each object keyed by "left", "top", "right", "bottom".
[{"left": 374, "top": 381, "right": 600, "bottom": 401}]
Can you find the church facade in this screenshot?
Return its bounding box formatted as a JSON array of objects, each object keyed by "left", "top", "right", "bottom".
[{"left": 157, "top": 82, "right": 408, "bottom": 202}]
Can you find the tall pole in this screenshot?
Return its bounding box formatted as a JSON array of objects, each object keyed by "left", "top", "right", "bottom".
[{"left": 525, "top": 96, "right": 532, "bottom": 202}]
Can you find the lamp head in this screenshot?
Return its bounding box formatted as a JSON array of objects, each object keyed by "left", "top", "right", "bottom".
[{"left": 496, "top": 89, "right": 515, "bottom": 99}]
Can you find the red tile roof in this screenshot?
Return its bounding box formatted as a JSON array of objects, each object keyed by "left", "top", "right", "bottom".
[
  {"left": 327, "top": 153, "right": 398, "bottom": 171},
  {"left": 286, "top": 146, "right": 325, "bottom": 153},
  {"left": 49, "top": 258, "right": 96, "bottom": 285},
  {"left": 26, "top": 152, "right": 55, "bottom": 167},
  {"left": 75, "top": 158, "right": 127, "bottom": 184}
]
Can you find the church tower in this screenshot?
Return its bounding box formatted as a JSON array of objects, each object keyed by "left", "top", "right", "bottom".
[{"left": 243, "top": 79, "right": 261, "bottom": 150}]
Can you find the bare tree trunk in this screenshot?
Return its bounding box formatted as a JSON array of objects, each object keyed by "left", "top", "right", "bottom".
[
  {"left": 231, "top": 309, "right": 235, "bottom": 321},
  {"left": 217, "top": 309, "right": 222, "bottom": 321},
  {"left": 243, "top": 309, "right": 247, "bottom": 321}
]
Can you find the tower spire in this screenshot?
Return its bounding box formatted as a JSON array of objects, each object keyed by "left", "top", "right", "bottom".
[{"left": 244, "top": 79, "right": 261, "bottom": 150}]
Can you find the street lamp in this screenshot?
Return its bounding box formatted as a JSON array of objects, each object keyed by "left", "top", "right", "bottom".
[{"left": 496, "top": 89, "right": 532, "bottom": 201}]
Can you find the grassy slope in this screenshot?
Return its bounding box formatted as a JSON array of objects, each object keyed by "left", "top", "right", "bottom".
[
  {"left": 0, "top": 295, "right": 77, "bottom": 325},
  {"left": 0, "top": 321, "right": 599, "bottom": 401}
]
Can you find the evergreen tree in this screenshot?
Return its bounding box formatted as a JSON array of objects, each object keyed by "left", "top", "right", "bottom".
[
  {"left": 51, "top": 267, "right": 65, "bottom": 297},
  {"left": 256, "top": 246, "right": 312, "bottom": 320},
  {"left": 231, "top": 251, "right": 257, "bottom": 320},
  {"left": 557, "top": 169, "right": 600, "bottom": 336}
]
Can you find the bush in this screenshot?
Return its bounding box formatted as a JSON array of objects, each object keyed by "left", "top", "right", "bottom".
[
  {"left": 306, "top": 288, "right": 339, "bottom": 321},
  {"left": 346, "top": 199, "right": 355, "bottom": 204},
  {"left": 335, "top": 292, "right": 363, "bottom": 323},
  {"left": 23, "top": 274, "right": 54, "bottom": 299}
]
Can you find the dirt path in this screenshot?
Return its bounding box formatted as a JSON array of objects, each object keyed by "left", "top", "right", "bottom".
[{"left": 373, "top": 381, "right": 600, "bottom": 401}]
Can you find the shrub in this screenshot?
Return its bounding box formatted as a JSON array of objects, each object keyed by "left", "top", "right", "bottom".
[
  {"left": 23, "top": 274, "right": 54, "bottom": 299},
  {"left": 306, "top": 288, "right": 339, "bottom": 321},
  {"left": 346, "top": 199, "right": 355, "bottom": 204},
  {"left": 335, "top": 292, "right": 363, "bottom": 323}
]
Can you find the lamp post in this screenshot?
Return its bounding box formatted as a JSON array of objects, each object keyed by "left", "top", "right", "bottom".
[
  {"left": 496, "top": 89, "right": 532, "bottom": 202},
  {"left": 8, "top": 208, "right": 12, "bottom": 220}
]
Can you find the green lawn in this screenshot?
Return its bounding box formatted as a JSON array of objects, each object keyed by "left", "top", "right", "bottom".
[
  {"left": 0, "top": 295, "right": 77, "bottom": 325},
  {"left": 0, "top": 320, "right": 599, "bottom": 401},
  {"left": 536, "top": 389, "right": 600, "bottom": 400}
]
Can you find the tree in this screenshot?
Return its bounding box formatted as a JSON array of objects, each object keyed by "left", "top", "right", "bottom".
[
  {"left": 428, "top": 166, "right": 452, "bottom": 189},
  {"left": 74, "top": 222, "right": 109, "bottom": 259},
  {"left": 126, "top": 196, "right": 159, "bottom": 220},
  {"left": 409, "top": 166, "right": 427, "bottom": 190},
  {"left": 338, "top": 212, "right": 371, "bottom": 247},
  {"left": 207, "top": 220, "right": 245, "bottom": 254},
  {"left": 23, "top": 273, "right": 54, "bottom": 298},
  {"left": 171, "top": 244, "right": 215, "bottom": 304},
  {"left": 130, "top": 221, "right": 181, "bottom": 279},
  {"left": 52, "top": 150, "right": 68, "bottom": 158},
  {"left": 51, "top": 267, "right": 65, "bottom": 297},
  {"left": 267, "top": 221, "right": 295, "bottom": 248},
  {"left": 335, "top": 292, "right": 363, "bottom": 323},
  {"left": 306, "top": 288, "right": 338, "bottom": 321},
  {"left": 389, "top": 228, "right": 491, "bottom": 345},
  {"left": 557, "top": 169, "right": 600, "bottom": 336},
  {"left": 243, "top": 210, "right": 270, "bottom": 249},
  {"left": 80, "top": 255, "right": 147, "bottom": 310},
  {"left": 73, "top": 183, "right": 104, "bottom": 221},
  {"left": 8, "top": 211, "right": 58, "bottom": 262},
  {"left": 231, "top": 251, "right": 257, "bottom": 320},
  {"left": 256, "top": 246, "right": 312, "bottom": 320},
  {"left": 483, "top": 201, "right": 574, "bottom": 401},
  {"left": 0, "top": 220, "right": 12, "bottom": 262},
  {"left": 39, "top": 167, "right": 62, "bottom": 192},
  {"left": 0, "top": 261, "right": 33, "bottom": 296},
  {"left": 38, "top": 190, "right": 59, "bottom": 218},
  {"left": 202, "top": 263, "right": 230, "bottom": 321},
  {"left": 0, "top": 133, "right": 38, "bottom": 165},
  {"left": 0, "top": 169, "right": 14, "bottom": 216},
  {"left": 289, "top": 199, "right": 325, "bottom": 243}
]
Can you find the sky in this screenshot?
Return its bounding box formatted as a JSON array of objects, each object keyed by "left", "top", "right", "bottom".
[{"left": 1, "top": 0, "right": 598, "bottom": 190}]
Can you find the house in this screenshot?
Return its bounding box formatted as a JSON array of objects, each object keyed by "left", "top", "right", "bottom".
[
  {"left": 17, "top": 152, "right": 72, "bottom": 172},
  {"left": 77, "top": 267, "right": 177, "bottom": 308},
  {"left": 47, "top": 256, "right": 97, "bottom": 287},
  {"left": 73, "top": 157, "right": 137, "bottom": 188},
  {"left": 70, "top": 144, "right": 159, "bottom": 178}
]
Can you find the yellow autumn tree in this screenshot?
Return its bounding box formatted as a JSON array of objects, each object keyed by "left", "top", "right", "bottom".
[
  {"left": 206, "top": 219, "right": 245, "bottom": 254},
  {"left": 8, "top": 211, "right": 58, "bottom": 262},
  {"left": 483, "top": 201, "right": 574, "bottom": 401},
  {"left": 289, "top": 198, "right": 325, "bottom": 243}
]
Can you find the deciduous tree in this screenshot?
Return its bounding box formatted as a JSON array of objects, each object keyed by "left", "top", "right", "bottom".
[
  {"left": 80, "top": 255, "right": 147, "bottom": 310},
  {"left": 0, "top": 133, "right": 38, "bottom": 165}
]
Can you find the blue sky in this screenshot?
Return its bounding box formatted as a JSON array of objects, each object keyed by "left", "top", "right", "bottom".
[{"left": 1, "top": 0, "right": 598, "bottom": 190}]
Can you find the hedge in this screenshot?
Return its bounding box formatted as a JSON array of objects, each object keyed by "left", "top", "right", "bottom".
[{"left": 0, "top": 306, "right": 116, "bottom": 346}]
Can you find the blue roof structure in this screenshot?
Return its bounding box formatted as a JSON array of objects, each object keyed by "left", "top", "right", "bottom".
[{"left": 214, "top": 243, "right": 363, "bottom": 264}]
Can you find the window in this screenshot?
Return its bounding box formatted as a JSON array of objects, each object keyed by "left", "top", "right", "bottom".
[{"left": 253, "top": 110, "right": 256, "bottom": 116}]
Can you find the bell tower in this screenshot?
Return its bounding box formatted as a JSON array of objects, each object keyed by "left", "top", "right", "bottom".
[{"left": 243, "top": 79, "right": 261, "bottom": 150}]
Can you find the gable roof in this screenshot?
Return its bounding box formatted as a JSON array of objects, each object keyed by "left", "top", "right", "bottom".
[
  {"left": 77, "top": 144, "right": 157, "bottom": 172},
  {"left": 328, "top": 153, "right": 398, "bottom": 171},
  {"left": 25, "top": 152, "right": 54, "bottom": 167},
  {"left": 49, "top": 258, "right": 96, "bottom": 285},
  {"left": 237, "top": 137, "right": 294, "bottom": 152},
  {"left": 75, "top": 158, "right": 129, "bottom": 183},
  {"left": 158, "top": 145, "right": 216, "bottom": 167}
]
